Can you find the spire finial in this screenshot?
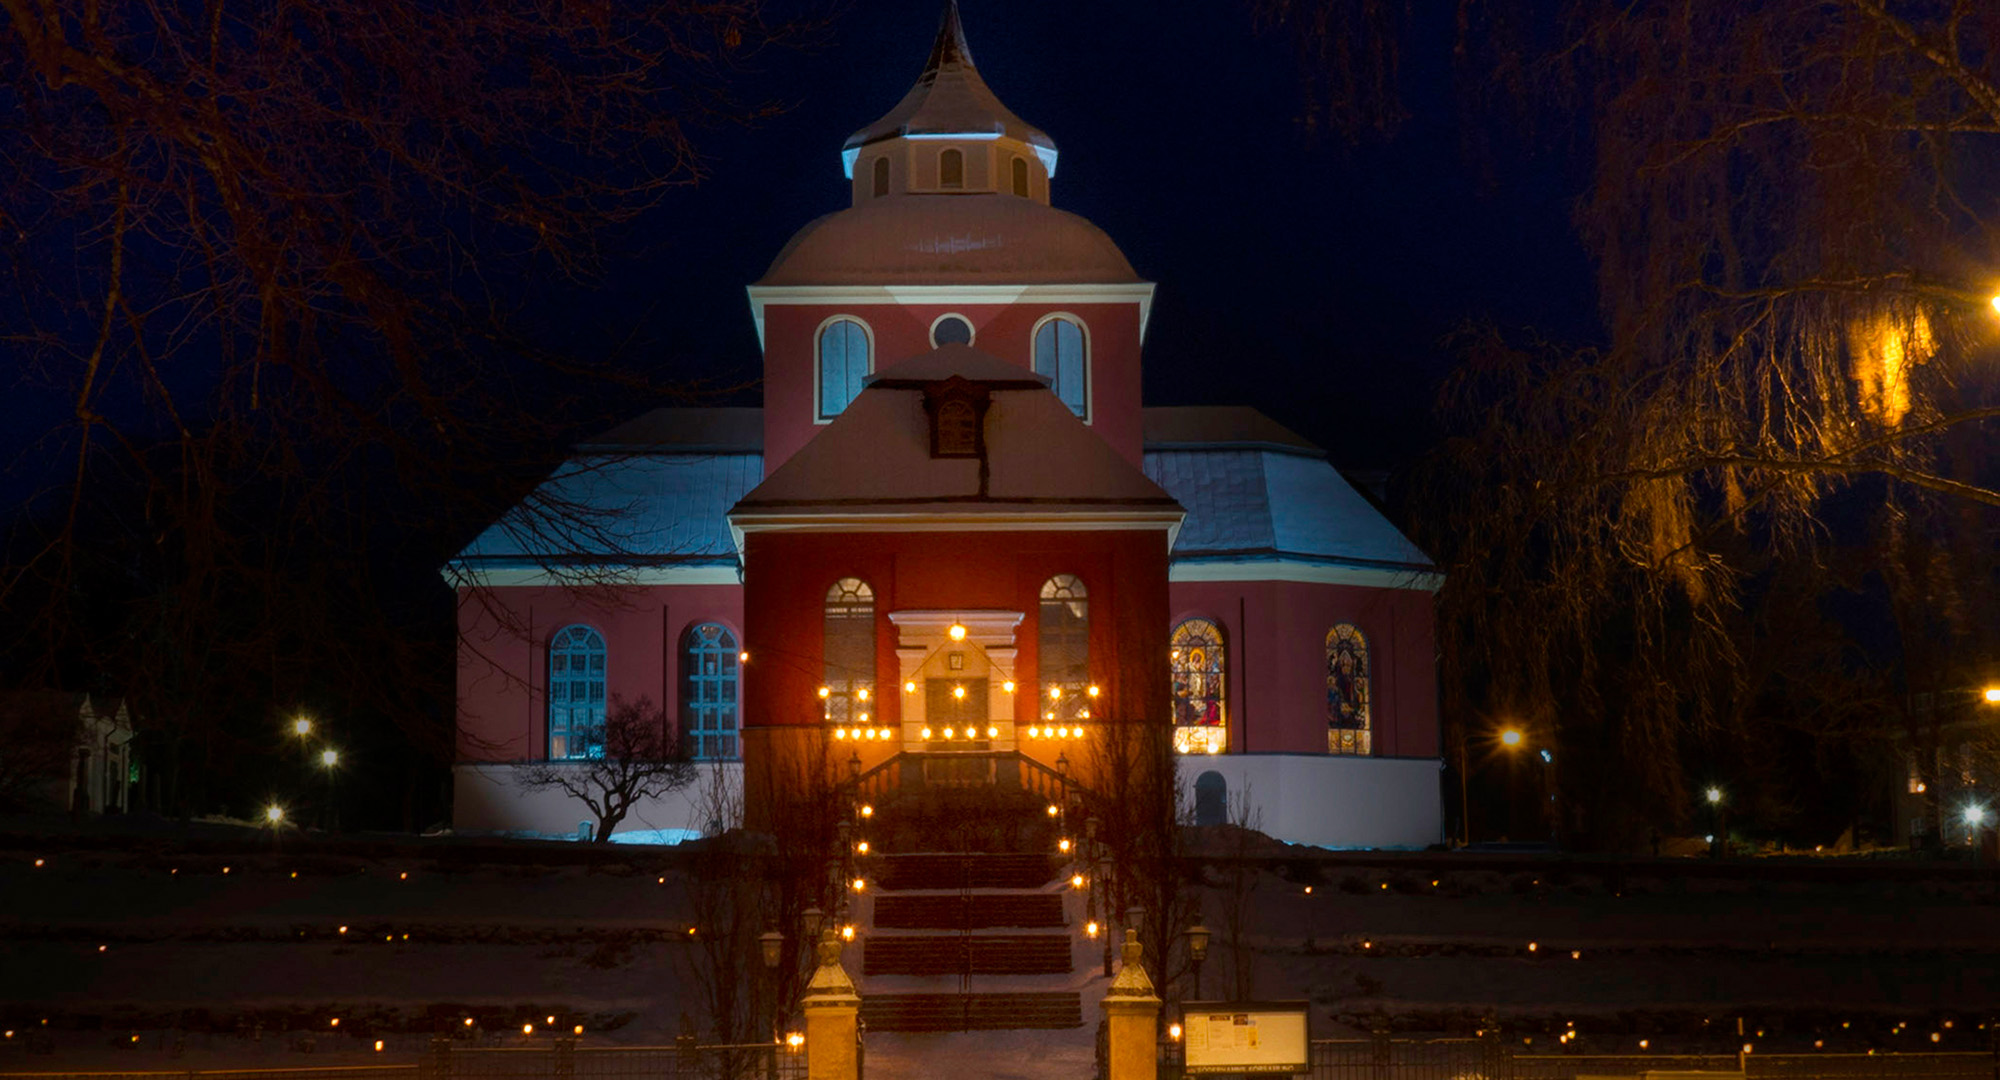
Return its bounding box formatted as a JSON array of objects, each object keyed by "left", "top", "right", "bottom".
[{"left": 923, "top": 0, "right": 974, "bottom": 77}]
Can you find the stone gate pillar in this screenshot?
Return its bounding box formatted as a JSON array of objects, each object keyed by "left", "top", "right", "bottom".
[
  {"left": 1102, "top": 929, "right": 1162, "bottom": 1080},
  {"left": 801, "top": 930, "right": 860, "bottom": 1080}
]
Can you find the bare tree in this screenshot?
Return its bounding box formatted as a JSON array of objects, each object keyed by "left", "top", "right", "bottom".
[
  {"left": 516, "top": 695, "right": 695, "bottom": 843},
  {"left": 0, "top": 0, "right": 820, "bottom": 816}
]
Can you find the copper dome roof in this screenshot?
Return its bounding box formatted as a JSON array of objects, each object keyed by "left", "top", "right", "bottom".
[{"left": 758, "top": 194, "right": 1141, "bottom": 286}]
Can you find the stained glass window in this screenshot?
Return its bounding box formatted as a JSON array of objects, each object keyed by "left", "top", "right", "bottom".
[
  {"left": 682, "top": 623, "right": 739, "bottom": 761},
  {"left": 1326, "top": 624, "right": 1371, "bottom": 755},
  {"left": 548, "top": 625, "right": 606, "bottom": 761},
  {"left": 824, "top": 578, "right": 875, "bottom": 725},
  {"left": 818, "top": 319, "right": 871, "bottom": 420},
  {"left": 1170, "top": 618, "right": 1226, "bottom": 755},
  {"left": 1034, "top": 317, "right": 1088, "bottom": 418},
  {"left": 1039, "top": 575, "right": 1089, "bottom": 722}
]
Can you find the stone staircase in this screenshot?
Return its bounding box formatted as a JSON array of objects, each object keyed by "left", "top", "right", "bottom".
[{"left": 852, "top": 783, "right": 1102, "bottom": 1033}]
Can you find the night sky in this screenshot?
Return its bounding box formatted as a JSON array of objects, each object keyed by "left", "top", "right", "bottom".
[{"left": 575, "top": 0, "right": 1597, "bottom": 477}]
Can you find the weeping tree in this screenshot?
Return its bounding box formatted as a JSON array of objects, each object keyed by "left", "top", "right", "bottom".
[{"left": 1256, "top": 0, "right": 2000, "bottom": 846}]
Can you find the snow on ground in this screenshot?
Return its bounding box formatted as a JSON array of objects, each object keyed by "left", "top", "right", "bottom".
[{"left": 5, "top": 821, "right": 2000, "bottom": 1071}]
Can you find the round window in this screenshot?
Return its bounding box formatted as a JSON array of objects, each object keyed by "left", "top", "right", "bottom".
[{"left": 931, "top": 315, "right": 974, "bottom": 347}]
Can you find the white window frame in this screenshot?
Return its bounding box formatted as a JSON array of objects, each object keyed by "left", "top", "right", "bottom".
[
  {"left": 929, "top": 312, "right": 977, "bottom": 348},
  {"left": 1030, "top": 311, "right": 1093, "bottom": 423},
  {"left": 814, "top": 315, "right": 876, "bottom": 424}
]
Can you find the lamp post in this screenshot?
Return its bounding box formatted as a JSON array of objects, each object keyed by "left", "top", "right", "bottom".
[
  {"left": 318, "top": 747, "right": 340, "bottom": 831},
  {"left": 1705, "top": 786, "right": 1727, "bottom": 858},
  {"left": 759, "top": 928, "right": 784, "bottom": 1068},
  {"left": 1186, "top": 924, "right": 1210, "bottom": 1001}
]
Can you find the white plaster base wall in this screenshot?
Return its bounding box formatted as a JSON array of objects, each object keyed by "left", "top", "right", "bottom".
[
  {"left": 452, "top": 762, "right": 742, "bottom": 843},
  {"left": 1177, "top": 754, "right": 1444, "bottom": 850}
]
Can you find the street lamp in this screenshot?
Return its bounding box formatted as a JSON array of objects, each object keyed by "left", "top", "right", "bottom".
[
  {"left": 320, "top": 748, "right": 339, "bottom": 768},
  {"left": 1984, "top": 686, "right": 2000, "bottom": 704},
  {"left": 1499, "top": 728, "right": 1523, "bottom": 748},
  {"left": 759, "top": 929, "right": 784, "bottom": 1052},
  {"left": 292, "top": 716, "right": 313, "bottom": 738},
  {"left": 1705, "top": 786, "right": 1728, "bottom": 858},
  {"left": 1186, "top": 924, "right": 1210, "bottom": 1000},
  {"left": 265, "top": 804, "right": 286, "bottom": 825}
]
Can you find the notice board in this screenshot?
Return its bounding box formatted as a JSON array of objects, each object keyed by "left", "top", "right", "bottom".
[{"left": 1182, "top": 1001, "right": 1310, "bottom": 1075}]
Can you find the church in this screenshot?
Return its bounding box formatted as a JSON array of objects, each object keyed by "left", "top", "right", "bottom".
[{"left": 450, "top": 3, "right": 1444, "bottom": 850}]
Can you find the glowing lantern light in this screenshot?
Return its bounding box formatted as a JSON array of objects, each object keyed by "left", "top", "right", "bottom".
[
  {"left": 943, "top": 727, "right": 955, "bottom": 739},
  {"left": 1047, "top": 804, "right": 1059, "bottom": 817},
  {"left": 987, "top": 726, "right": 998, "bottom": 738},
  {"left": 1071, "top": 873, "right": 1085, "bottom": 888},
  {"left": 852, "top": 877, "right": 866, "bottom": 892},
  {"left": 948, "top": 623, "right": 967, "bottom": 642},
  {"left": 1059, "top": 839, "right": 1072, "bottom": 853},
  {"left": 1168, "top": 1023, "right": 1183, "bottom": 1041},
  {"left": 1086, "top": 921, "right": 1101, "bottom": 938},
  {"left": 320, "top": 748, "right": 339, "bottom": 768},
  {"left": 921, "top": 728, "right": 933, "bottom": 739},
  {"left": 1003, "top": 681, "right": 1016, "bottom": 693},
  {"left": 841, "top": 925, "right": 856, "bottom": 941},
  {"left": 1087, "top": 685, "right": 1100, "bottom": 698},
  {"left": 1049, "top": 687, "right": 1062, "bottom": 700},
  {"left": 573, "top": 1026, "right": 583, "bottom": 1036},
  {"left": 952, "top": 685, "right": 965, "bottom": 700},
  {"left": 857, "top": 688, "right": 869, "bottom": 701},
  {"left": 293, "top": 717, "right": 313, "bottom": 737},
  {"left": 904, "top": 681, "right": 916, "bottom": 693},
  {"left": 265, "top": 805, "right": 285, "bottom": 824},
  {"left": 856, "top": 841, "right": 869, "bottom": 855},
  {"left": 861, "top": 805, "right": 874, "bottom": 818},
  {"left": 374, "top": 1041, "right": 385, "bottom": 1052},
  {"left": 522, "top": 1024, "right": 534, "bottom": 1036},
  {"left": 738, "top": 651, "right": 749, "bottom": 663},
  {"left": 818, "top": 687, "right": 831, "bottom": 699},
  {"left": 834, "top": 729, "right": 847, "bottom": 740}
]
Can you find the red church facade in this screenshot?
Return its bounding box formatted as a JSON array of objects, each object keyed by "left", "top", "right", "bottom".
[{"left": 450, "top": 5, "right": 1444, "bottom": 849}]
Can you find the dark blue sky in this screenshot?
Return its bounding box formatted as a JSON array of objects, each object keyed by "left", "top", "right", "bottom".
[{"left": 585, "top": 0, "right": 1598, "bottom": 473}]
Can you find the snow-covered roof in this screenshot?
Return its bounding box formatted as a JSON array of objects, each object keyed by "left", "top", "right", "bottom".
[
  {"left": 758, "top": 194, "right": 1140, "bottom": 286},
  {"left": 843, "top": 2, "right": 1057, "bottom": 167},
  {"left": 455, "top": 452, "right": 761, "bottom": 570},
  {"left": 1142, "top": 408, "right": 1434, "bottom": 574},
  {"left": 730, "top": 345, "right": 1180, "bottom": 531}
]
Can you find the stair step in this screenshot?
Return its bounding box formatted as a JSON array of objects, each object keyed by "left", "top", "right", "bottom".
[
  {"left": 859, "top": 992, "right": 1084, "bottom": 1032},
  {"left": 877, "top": 853, "right": 1061, "bottom": 891},
  {"left": 863, "top": 934, "right": 1073, "bottom": 976},
  {"left": 874, "top": 893, "right": 1066, "bottom": 930}
]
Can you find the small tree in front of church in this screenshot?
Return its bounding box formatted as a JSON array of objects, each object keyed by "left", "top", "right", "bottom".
[{"left": 517, "top": 695, "right": 694, "bottom": 843}]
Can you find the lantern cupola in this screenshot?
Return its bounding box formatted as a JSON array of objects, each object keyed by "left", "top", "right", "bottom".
[{"left": 840, "top": 2, "right": 1058, "bottom": 205}]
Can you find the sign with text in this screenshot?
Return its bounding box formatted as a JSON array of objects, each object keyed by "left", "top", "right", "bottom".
[{"left": 1182, "top": 1001, "right": 1310, "bottom": 1075}]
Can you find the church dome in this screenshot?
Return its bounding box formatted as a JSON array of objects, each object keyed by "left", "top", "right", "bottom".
[{"left": 757, "top": 194, "right": 1141, "bottom": 286}]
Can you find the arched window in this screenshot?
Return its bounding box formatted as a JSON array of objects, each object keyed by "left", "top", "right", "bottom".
[
  {"left": 1039, "top": 575, "right": 1089, "bottom": 722},
  {"left": 1170, "top": 618, "right": 1227, "bottom": 755},
  {"left": 1034, "top": 317, "right": 1088, "bottom": 418},
  {"left": 872, "top": 156, "right": 890, "bottom": 198},
  {"left": 548, "top": 625, "right": 606, "bottom": 760},
  {"left": 1193, "top": 771, "right": 1228, "bottom": 827},
  {"left": 1011, "top": 156, "right": 1030, "bottom": 197},
  {"left": 1326, "top": 624, "right": 1371, "bottom": 755},
  {"left": 939, "top": 148, "right": 964, "bottom": 189},
  {"left": 818, "top": 318, "right": 871, "bottom": 420},
  {"left": 682, "top": 623, "right": 739, "bottom": 761},
  {"left": 824, "top": 578, "right": 876, "bottom": 724}
]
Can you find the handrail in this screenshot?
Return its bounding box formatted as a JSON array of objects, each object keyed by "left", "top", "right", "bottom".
[{"left": 842, "top": 749, "right": 1097, "bottom": 812}]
